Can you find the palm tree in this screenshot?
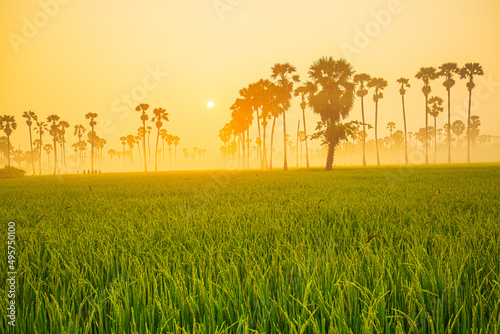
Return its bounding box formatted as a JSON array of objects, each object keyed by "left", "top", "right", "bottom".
[
  {"left": 146, "top": 125, "right": 152, "bottom": 165},
  {"left": 459, "top": 63, "right": 484, "bottom": 163},
  {"left": 119, "top": 136, "right": 127, "bottom": 168},
  {"left": 0, "top": 115, "right": 17, "bottom": 167},
  {"left": 271, "top": 63, "right": 300, "bottom": 171},
  {"left": 396, "top": 78, "right": 410, "bottom": 165},
  {"left": 353, "top": 73, "right": 371, "bottom": 166},
  {"left": 308, "top": 57, "right": 355, "bottom": 170},
  {"left": 367, "top": 77, "right": 388, "bottom": 166},
  {"left": 452, "top": 120, "right": 465, "bottom": 149},
  {"left": 126, "top": 135, "right": 136, "bottom": 166},
  {"left": 35, "top": 121, "right": 47, "bottom": 174},
  {"left": 415, "top": 67, "right": 438, "bottom": 164},
  {"left": 47, "top": 114, "right": 60, "bottom": 174},
  {"left": 85, "top": 113, "right": 98, "bottom": 172},
  {"left": 159, "top": 129, "right": 168, "bottom": 167},
  {"left": 135, "top": 103, "right": 150, "bottom": 172},
  {"left": 58, "top": 120, "right": 70, "bottom": 172},
  {"left": 74, "top": 124, "right": 86, "bottom": 171},
  {"left": 43, "top": 144, "right": 53, "bottom": 170},
  {"left": 294, "top": 83, "right": 314, "bottom": 168},
  {"left": 151, "top": 107, "right": 169, "bottom": 171},
  {"left": 22, "top": 111, "right": 37, "bottom": 174},
  {"left": 173, "top": 136, "right": 180, "bottom": 167},
  {"left": 438, "top": 63, "right": 460, "bottom": 164},
  {"left": 427, "top": 96, "right": 444, "bottom": 163}
]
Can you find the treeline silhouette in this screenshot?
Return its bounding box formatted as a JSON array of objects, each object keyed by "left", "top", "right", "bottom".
[
  {"left": 220, "top": 59, "right": 489, "bottom": 170},
  {"left": 0, "top": 104, "right": 210, "bottom": 174}
]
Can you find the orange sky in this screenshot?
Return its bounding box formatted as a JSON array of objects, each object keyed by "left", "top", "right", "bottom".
[{"left": 1, "top": 0, "right": 499, "bottom": 167}]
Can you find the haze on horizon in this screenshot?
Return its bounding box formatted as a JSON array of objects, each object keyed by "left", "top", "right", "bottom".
[{"left": 1, "top": 0, "right": 499, "bottom": 171}]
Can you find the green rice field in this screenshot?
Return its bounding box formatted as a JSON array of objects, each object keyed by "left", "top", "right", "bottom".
[{"left": 1, "top": 164, "right": 500, "bottom": 333}]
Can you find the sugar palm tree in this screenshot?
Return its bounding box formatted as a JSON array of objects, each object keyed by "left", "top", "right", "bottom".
[
  {"left": 85, "top": 113, "right": 98, "bottom": 172},
  {"left": 173, "top": 136, "right": 180, "bottom": 166},
  {"left": 0, "top": 115, "right": 17, "bottom": 167},
  {"left": 415, "top": 67, "right": 438, "bottom": 164},
  {"left": 126, "top": 135, "right": 136, "bottom": 166},
  {"left": 146, "top": 125, "right": 152, "bottom": 165},
  {"left": 58, "top": 120, "right": 70, "bottom": 172},
  {"left": 354, "top": 73, "right": 371, "bottom": 166},
  {"left": 367, "top": 77, "right": 388, "bottom": 166},
  {"left": 271, "top": 63, "right": 300, "bottom": 171},
  {"left": 151, "top": 107, "right": 169, "bottom": 171},
  {"left": 119, "top": 136, "right": 127, "bottom": 168},
  {"left": 438, "top": 63, "right": 460, "bottom": 164},
  {"left": 46, "top": 114, "right": 60, "bottom": 174},
  {"left": 22, "top": 111, "right": 38, "bottom": 174},
  {"left": 43, "top": 144, "right": 53, "bottom": 171},
  {"left": 427, "top": 96, "right": 444, "bottom": 163},
  {"left": 35, "top": 121, "right": 48, "bottom": 174},
  {"left": 452, "top": 120, "right": 465, "bottom": 149},
  {"left": 159, "top": 129, "right": 168, "bottom": 167},
  {"left": 74, "top": 124, "right": 86, "bottom": 171},
  {"left": 459, "top": 63, "right": 484, "bottom": 163},
  {"left": 294, "top": 83, "right": 314, "bottom": 168},
  {"left": 307, "top": 57, "right": 355, "bottom": 170},
  {"left": 396, "top": 78, "right": 410, "bottom": 165},
  {"left": 135, "top": 103, "right": 149, "bottom": 172}
]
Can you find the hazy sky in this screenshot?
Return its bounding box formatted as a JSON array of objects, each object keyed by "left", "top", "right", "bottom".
[{"left": 1, "top": 0, "right": 499, "bottom": 165}]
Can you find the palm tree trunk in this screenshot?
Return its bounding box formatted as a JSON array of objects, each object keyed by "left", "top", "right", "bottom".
[
  {"left": 375, "top": 100, "right": 380, "bottom": 166},
  {"left": 262, "top": 122, "right": 268, "bottom": 169},
  {"left": 155, "top": 130, "right": 160, "bottom": 172},
  {"left": 143, "top": 123, "right": 147, "bottom": 172},
  {"left": 296, "top": 120, "right": 300, "bottom": 167},
  {"left": 29, "top": 126, "right": 35, "bottom": 174},
  {"left": 283, "top": 109, "right": 288, "bottom": 171},
  {"left": 255, "top": 109, "right": 262, "bottom": 169},
  {"left": 39, "top": 134, "right": 43, "bottom": 174},
  {"left": 246, "top": 128, "right": 250, "bottom": 169},
  {"left": 467, "top": 87, "right": 472, "bottom": 163},
  {"left": 434, "top": 117, "right": 437, "bottom": 164},
  {"left": 325, "top": 120, "right": 335, "bottom": 171},
  {"left": 447, "top": 88, "right": 451, "bottom": 164},
  {"left": 425, "top": 96, "right": 429, "bottom": 165},
  {"left": 361, "top": 96, "right": 367, "bottom": 167},
  {"left": 53, "top": 134, "right": 57, "bottom": 174},
  {"left": 402, "top": 94, "right": 408, "bottom": 166},
  {"left": 269, "top": 116, "right": 276, "bottom": 169},
  {"left": 301, "top": 107, "right": 310, "bottom": 168},
  {"left": 6, "top": 134, "right": 11, "bottom": 167}
]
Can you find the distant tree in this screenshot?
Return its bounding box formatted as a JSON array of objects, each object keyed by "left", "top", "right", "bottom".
[
  {"left": 438, "top": 62, "right": 460, "bottom": 164},
  {"left": 85, "top": 113, "right": 98, "bottom": 172},
  {"left": 469, "top": 115, "right": 481, "bottom": 147},
  {"left": 126, "top": 135, "right": 136, "bottom": 166},
  {"left": 47, "top": 114, "right": 60, "bottom": 174},
  {"left": 43, "top": 144, "right": 53, "bottom": 170},
  {"left": 35, "top": 121, "right": 48, "bottom": 174},
  {"left": 396, "top": 78, "right": 411, "bottom": 165},
  {"left": 22, "top": 111, "right": 37, "bottom": 174},
  {"left": 452, "top": 120, "right": 465, "bottom": 149},
  {"left": 368, "top": 77, "right": 388, "bottom": 166},
  {"left": 173, "top": 136, "right": 180, "bottom": 166},
  {"left": 146, "top": 125, "right": 152, "bottom": 164},
  {"left": 427, "top": 96, "right": 444, "bottom": 163},
  {"left": 0, "top": 115, "right": 17, "bottom": 167},
  {"left": 119, "top": 136, "right": 127, "bottom": 167},
  {"left": 74, "top": 124, "right": 87, "bottom": 171},
  {"left": 415, "top": 67, "right": 439, "bottom": 164},
  {"left": 58, "top": 120, "right": 70, "bottom": 172},
  {"left": 151, "top": 107, "right": 169, "bottom": 171},
  {"left": 354, "top": 73, "right": 372, "bottom": 166},
  {"left": 460, "top": 63, "right": 484, "bottom": 163},
  {"left": 135, "top": 103, "right": 149, "bottom": 172}
]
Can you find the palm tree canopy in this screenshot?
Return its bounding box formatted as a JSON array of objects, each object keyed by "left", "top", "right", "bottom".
[
  {"left": 415, "top": 67, "right": 439, "bottom": 85},
  {"left": 427, "top": 96, "right": 444, "bottom": 117},
  {"left": 307, "top": 57, "right": 355, "bottom": 124},
  {"left": 459, "top": 63, "right": 484, "bottom": 80}
]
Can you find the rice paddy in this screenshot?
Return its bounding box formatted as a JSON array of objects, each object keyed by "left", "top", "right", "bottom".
[{"left": 1, "top": 164, "right": 500, "bottom": 333}]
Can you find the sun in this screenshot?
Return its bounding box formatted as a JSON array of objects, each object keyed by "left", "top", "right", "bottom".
[{"left": 207, "top": 101, "right": 214, "bottom": 109}]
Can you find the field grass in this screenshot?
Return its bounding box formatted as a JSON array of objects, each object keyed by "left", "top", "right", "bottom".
[{"left": 1, "top": 164, "right": 500, "bottom": 333}]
